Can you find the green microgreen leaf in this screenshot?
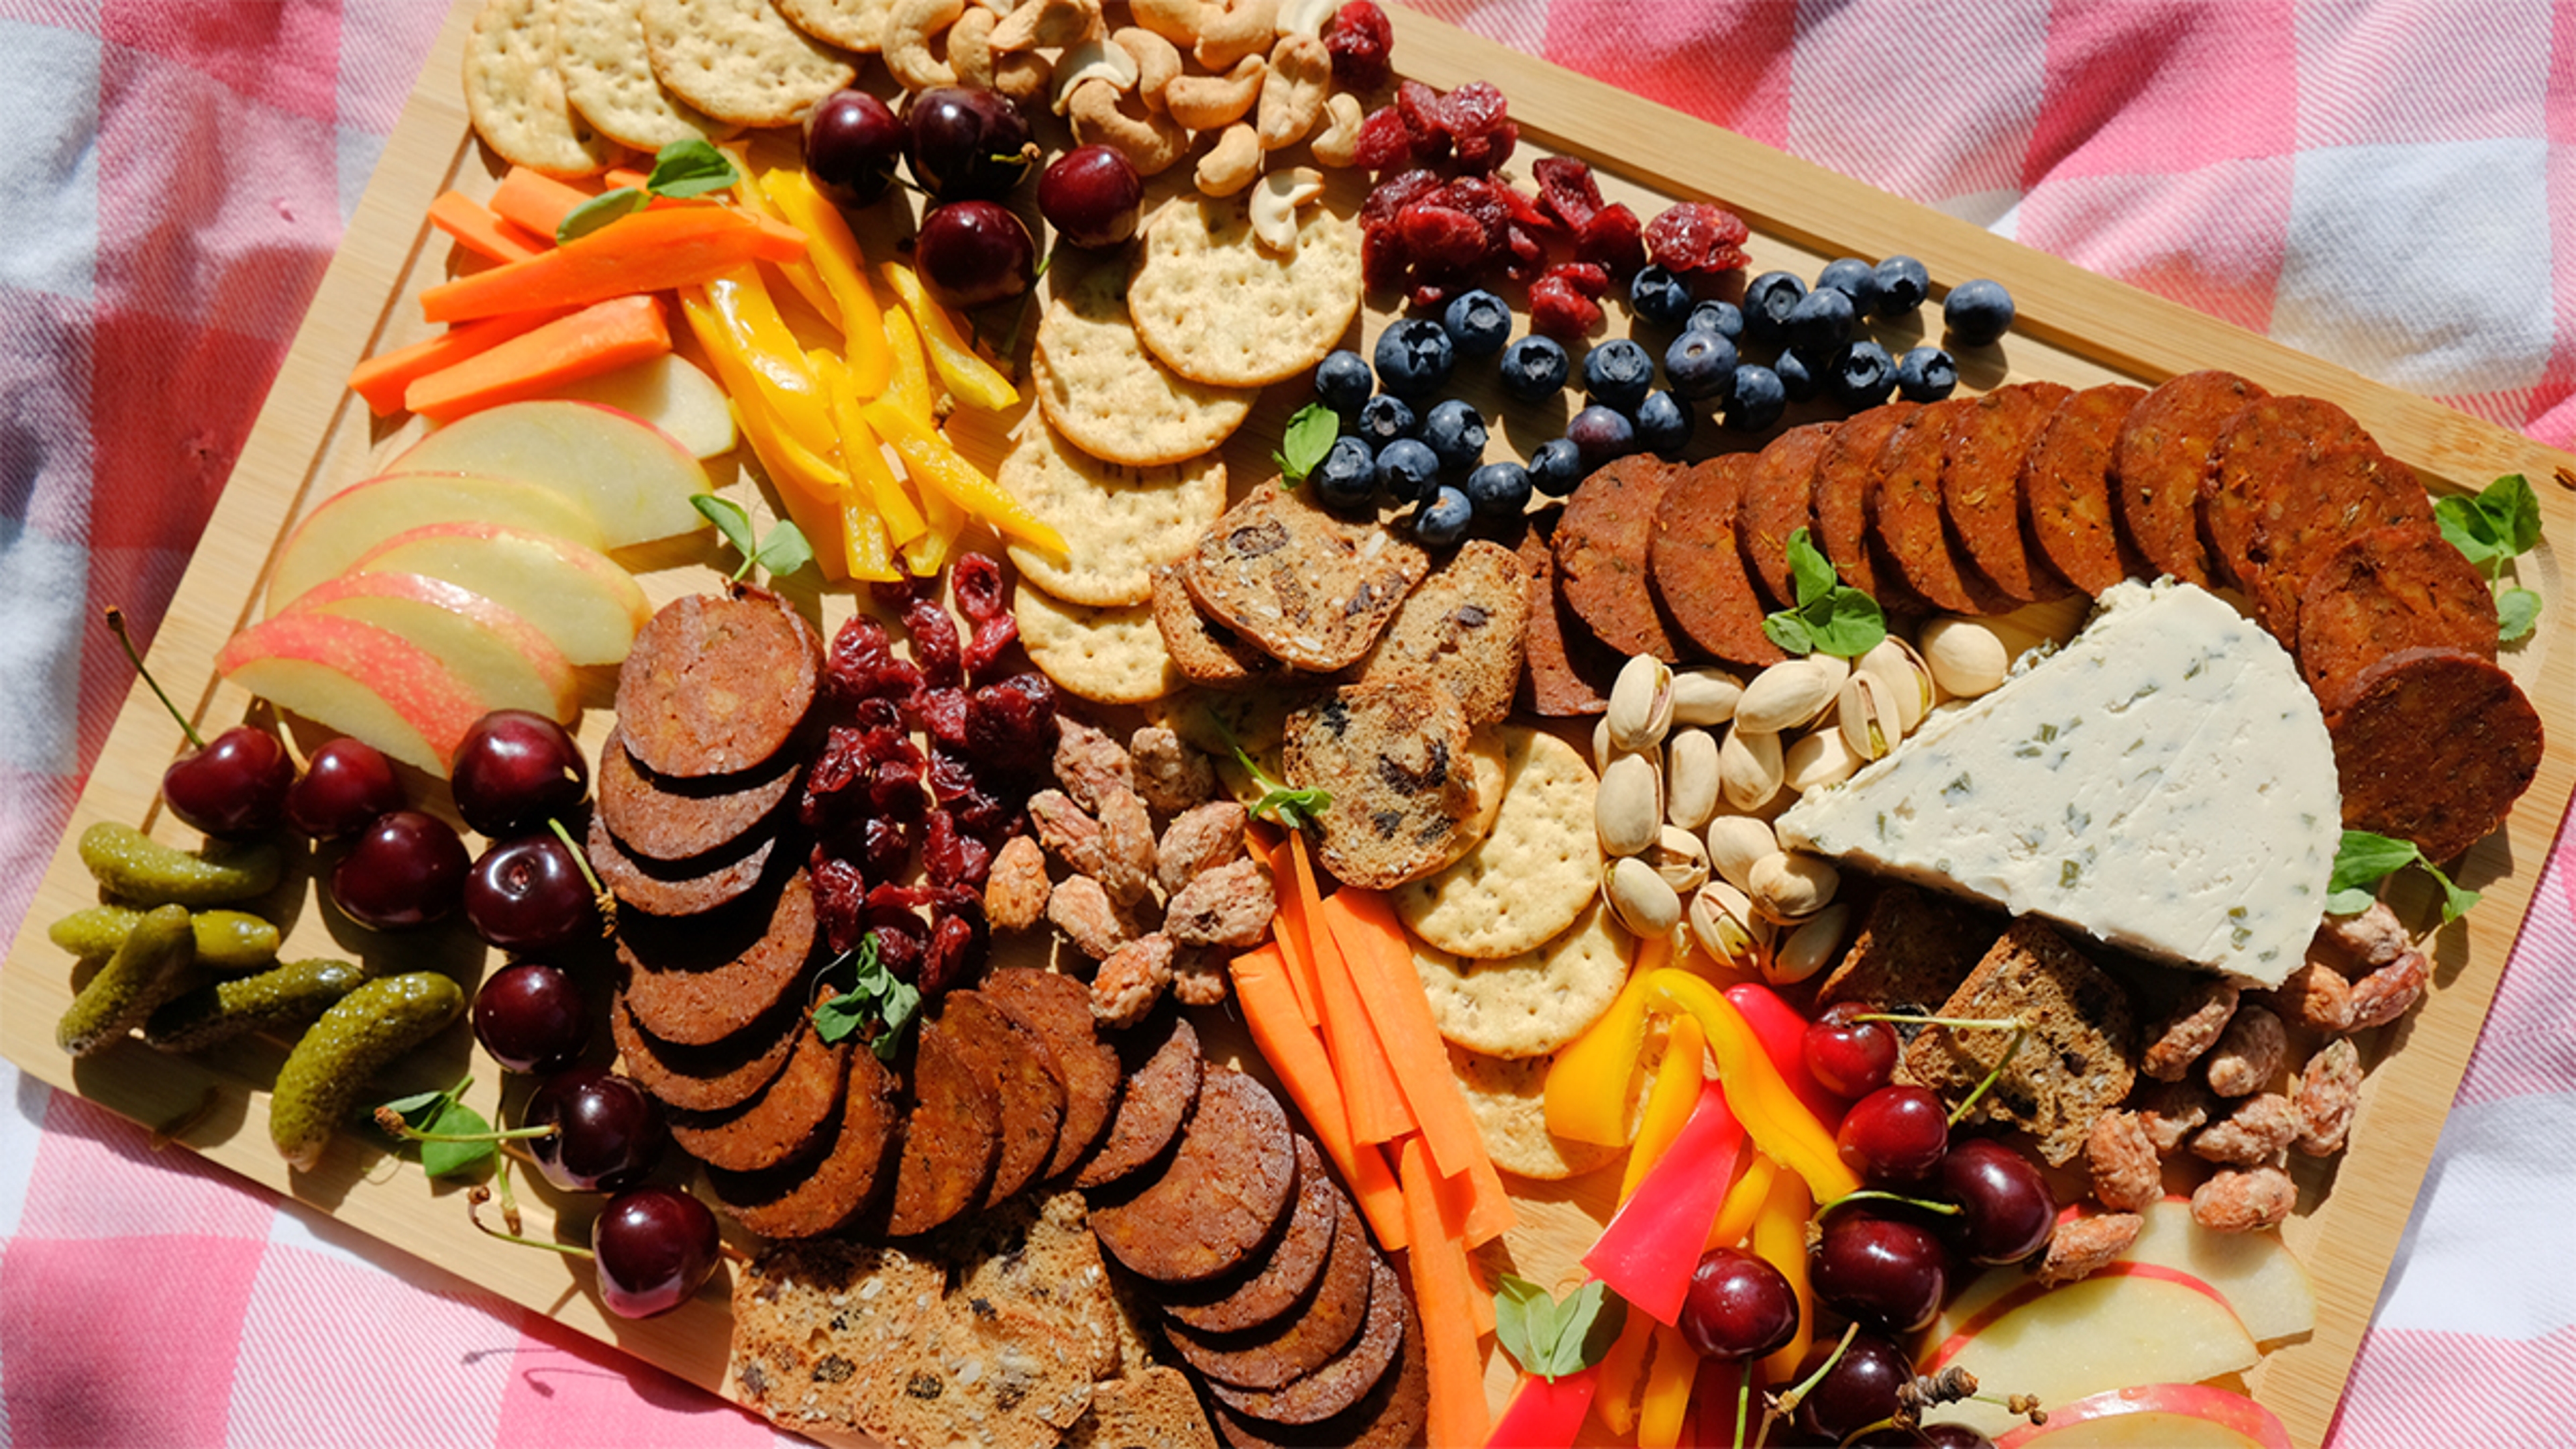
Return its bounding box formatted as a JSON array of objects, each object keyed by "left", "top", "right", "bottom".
[
  {"left": 1762, "top": 528, "right": 1886, "bottom": 659},
  {"left": 2486, "top": 472, "right": 2543, "bottom": 555},
  {"left": 1491, "top": 1275, "right": 1626, "bottom": 1380},
  {"left": 645, "top": 138, "right": 740, "bottom": 199},
  {"left": 1760, "top": 610, "right": 1815, "bottom": 655},
  {"left": 2325, "top": 828, "right": 2480, "bottom": 923},
  {"left": 2438, "top": 474, "right": 2548, "bottom": 643},
  {"left": 1208, "top": 710, "right": 1328, "bottom": 830},
  {"left": 556, "top": 188, "right": 647, "bottom": 245},
  {"left": 419, "top": 1099, "right": 496, "bottom": 1179},
  {"left": 2434, "top": 493, "right": 2506, "bottom": 569},
  {"left": 1786, "top": 528, "right": 1838, "bottom": 606},
  {"left": 1492, "top": 1275, "right": 1549, "bottom": 1377},
  {"left": 693, "top": 492, "right": 758, "bottom": 559},
  {"left": 754, "top": 519, "right": 816, "bottom": 581},
  {"left": 1273, "top": 402, "right": 1341, "bottom": 488},
  {"left": 814, "top": 934, "right": 922, "bottom": 1062},
  {"left": 2498, "top": 586, "right": 2542, "bottom": 643},
  {"left": 378, "top": 1089, "right": 448, "bottom": 1118}
]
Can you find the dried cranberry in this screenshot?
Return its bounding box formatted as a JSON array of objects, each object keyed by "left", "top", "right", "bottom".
[
  {"left": 1532, "top": 156, "right": 1604, "bottom": 231},
  {"left": 864, "top": 884, "right": 929, "bottom": 982},
  {"left": 1456, "top": 117, "right": 1516, "bottom": 172},
  {"left": 1324, "top": 0, "right": 1393, "bottom": 93},
  {"left": 1549, "top": 261, "right": 1613, "bottom": 298},
  {"left": 1363, "top": 168, "right": 1444, "bottom": 226},
  {"left": 899, "top": 594, "right": 962, "bottom": 690},
  {"left": 1438, "top": 83, "right": 1512, "bottom": 171},
  {"left": 1436, "top": 175, "right": 1512, "bottom": 244},
  {"left": 862, "top": 816, "right": 912, "bottom": 879},
  {"left": 824, "top": 616, "right": 920, "bottom": 707},
  {"left": 1360, "top": 221, "right": 1411, "bottom": 294},
  {"left": 851, "top": 696, "right": 904, "bottom": 734},
  {"left": 1502, "top": 221, "right": 1549, "bottom": 284},
  {"left": 1352, "top": 105, "right": 1416, "bottom": 172},
  {"left": 1646, "top": 201, "right": 1752, "bottom": 274},
  {"left": 1528, "top": 274, "right": 1603, "bottom": 340},
  {"left": 1394, "top": 80, "right": 1451, "bottom": 160},
  {"left": 963, "top": 672, "right": 1058, "bottom": 773},
  {"left": 1574, "top": 203, "right": 1646, "bottom": 277},
  {"left": 811, "top": 851, "right": 869, "bottom": 955},
  {"left": 1397, "top": 201, "right": 1490, "bottom": 272},
  {"left": 922, "top": 809, "right": 993, "bottom": 888},
  {"left": 951, "top": 553, "right": 1008, "bottom": 623},
  {"left": 920, "top": 891, "right": 989, "bottom": 998},
  {"left": 1407, "top": 280, "right": 1452, "bottom": 312},
  {"left": 915, "top": 686, "right": 969, "bottom": 747}
]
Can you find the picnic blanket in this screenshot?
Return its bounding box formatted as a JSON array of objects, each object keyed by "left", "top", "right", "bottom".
[{"left": 1, "top": 1, "right": 2568, "bottom": 1444}]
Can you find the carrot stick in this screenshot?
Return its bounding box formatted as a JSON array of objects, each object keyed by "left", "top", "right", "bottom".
[
  {"left": 1290, "top": 833, "right": 1413, "bottom": 1145},
  {"left": 1263, "top": 838, "right": 1323, "bottom": 1028},
  {"left": 347, "top": 309, "right": 566, "bottom": 415},
  {"left": 405, "top": 294, "right": 670, "bottom": 422},
  {"left": 427, "top": 191, "right": 543, "bottom": 263},
  {"left": 602, "top": 166, "right": 648, "bottom": 191},
  {"left": 1322, "top": 889, "right": 1492, "bottom": 1185},
  {"left": 422, "top": 207, "right": 794, "bottom": 323},
  {"left": 1461, "top": 1153, "right": 1513, "bottom": 1248},
  {"left": 1231, "top": 944, "right": 1408, "bottom": 1250},
  {"left": 487, "top": 166, "right": 594, "bottom": 237},
  {"left": 1400, "top": 1136, "right": 1491, "bottom": 1449}
]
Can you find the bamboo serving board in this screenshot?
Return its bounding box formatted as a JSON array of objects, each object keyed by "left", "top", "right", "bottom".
[{"left": 5, "top": 2, "right": 2571, "bottom": 1445}]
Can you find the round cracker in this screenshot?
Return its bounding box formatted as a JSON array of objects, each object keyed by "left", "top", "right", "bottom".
[
  {"left": 1035, "top": 262, "right": 1257, "bottom": 468},
  {"left": 1411, "top": 902, "right": 1632, "bottom": 1059},
  {"left": 554, "top": 0, "right": 739, "bottom": 152},
  {"left": 774, "top": 0, "right": 896, "bottom": 51},
  {"left": 641, "top": 0, "right": 857, "bottom": 129},
  {"left": 466, "top": 0, "right": 623, "bottom": 178},
  {"left": 1445, "top": 1043, "right": 1621, "bottom": 1181},
  {"left": 1395, "top": 727, "right": 1601, "bottom": 960},
  {"left": 1002, "top": 423, "right": 1227, "bottom": 608},
  {"left": 1128, "top": 195, "right": 1363, "bottom": 388},
  {"left": 1015, "top": 583, "right": 1182, "bottom": 705}
]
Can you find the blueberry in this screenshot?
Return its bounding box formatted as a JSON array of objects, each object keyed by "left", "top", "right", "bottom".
[
  {"left": 1785, "top": 286, "right": 1855, "bottom": 358},
  {"left": 1528, "top": 437, "right": 1585, "bottom": 497},
  {"left": 1685, "top": 299, "right": 1745, "bottom": 342},
  {"left": 1374, "top": 317, "right": 1456, "bottom": 396},
  {"left": 1442, "top": 289, "right": 1513, "bottom": 358},
  {"left": 1465, "top": 460, "right": 1534, "bottom": 518},
  {"left": 1497, "top": 334, "right": 1571, "bottom": 402},
  {"left": 1355, "top": 393, "right": 1417, "bottom": 445},
  {"left": 1827, "top": 339, "right": 1896, "bottom": 409},
  {"left": 1943, "top": 278, "right": 2015, "bottom": 346},
  {"left": 1723, "top": 364, "right": 1786, "bottom": 432},
  {"left": 1894, "top": 345, "right": 1959, "bottom": 402},
  {"left": 1582, "top": 337, "right": 1655, "bottom": 413},
  {"left": 1774, "top": 347, "right": 1819, "bottom": 404},
  {"left": 1634, "top": 390, "right": 1694, "bottom": 459},
  {"left": 1413, "top": 486, "right": 1474, "bottom": 547},
  {"left": 1311, "top": 435, "right": 1379, "bottom": 514},
  {"left": 1566, "top": 405, "right": 1637, "bottom": 469},
  {"left": 1872, "top": 256, "right": 1931, "bottom": 317},
  {"left": 1742, "top": 270, "right": 1807, "bottom": 345},
  {"left": 1313, "top": 349, "right": 1373, "bottom": 417},
  {"left": 1421, "top": 398, "right": 1489, "bottom": 472},
  {"left": 1815, "top": 256, "right": 1882, "bottom": 317},
  {"left": 1374, "top": 437, "right": 1441, "bottom": 503},
  {"left": 1629, "top": 265, "right": 1694, "bottom": 329},
  {"left": 1664, "top": 329, "right": 1738, "bottom": 401}
]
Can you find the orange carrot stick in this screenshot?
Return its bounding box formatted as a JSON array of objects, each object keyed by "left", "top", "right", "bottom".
[
  {"left": 1291, "top": 833, "right": 1413, "bottom": 1145},
  {"left": 405, "top": 294, "right": 670, "bottom": 422},
  {"left": 1400, "top": 1136, "right": 1491, "bottom": 1449},
  {"left": 422, "top": 207, "right": 796, "bottom": 323},
  {"left": 427, "top": 191, "right": 543, "bottom": 263},
  {"left": 487, "top": 166, "right": 594, "bottom": 237},
  {"left": 1263, "top": 837, "right": 1324, "bottom": 1029},
  {"left": 1231, "top": 944, "right": 1409, "bottom": 1250},
  {"left": 346, "top": 309, "right": 566, "bottom": 415},
  {"left": 1322, "top": 888, "right": 1495, "bottom": 1193}
]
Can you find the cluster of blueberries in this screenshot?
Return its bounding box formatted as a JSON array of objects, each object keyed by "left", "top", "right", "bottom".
[{"left": 1305, "top": 256, "right": 2015, "bottom": 547}]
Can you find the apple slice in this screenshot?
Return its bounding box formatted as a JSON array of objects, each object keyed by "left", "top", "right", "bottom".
[
  {"left": 1922, "top": 1267, "right": 2260, "bottom": 1440},
  {"left": 525, "top": 353, "right": 737, "bottom": 460},
  {"left": 1994, "top": 1383, "right": 2293, "bottom": 1448},
  {"left": 280, "top": 571, "right": 580, "bottom": 724},
  {"left": 264, "top": 472, "right": 605, "bottom": 615},
  {"left": 216, "top": 612, "right": 489, "bottom": 774},
  {"left": 386, "top": 398, "right": 711, "bottom": 547},
  {"left": 347, "top": 521, "right": 649, "bottom": 666},
  {"left": 2123, "top": 1197, "right": 2316, "bottom": 1344}
]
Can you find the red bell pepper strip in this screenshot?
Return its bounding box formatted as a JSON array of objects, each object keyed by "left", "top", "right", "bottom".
[
  {"left": 1723, "top": 981, "right": 1847, "bottom": 1132},
  {"left": 1582, "top": 1075, "right": 1743, "bottom": 1325},
  {"left": 1485, "top": 1364, "right": 1600, "bottom": 1449}
]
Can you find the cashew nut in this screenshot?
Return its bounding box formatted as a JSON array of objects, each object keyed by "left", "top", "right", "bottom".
[
  {"left": 884, "top": 0, "right": 965, "bottom": 90},
  {"left": 1193, "top": 0, "right": 1279, "bottom": 70},
  {"left": 1195, "top": 121, "right": 1263, "bottom": 196},
  {"left": 989, "top": 0, "right": 1101, "bottom": 51},
  {"left": 1131, "top": 0, "right": 1207, "bottom": 46},
  {"left": 1115, "top": 25, "right": 1184, "bottom": 112},
  {"left": 1167, "top": 54, "right": 1265, "bottom": 132},
  {"left": 947, "top": 7, "right": 1001, "bottom": 89},
  {"left": 1277, "top": 0, "right": 1339, "bottom": 38},
  {"left": 1310, "top": 91, "right": 1365, "bottom": 166},
  {"left": 1069, "top": 77, "right": 1191, "bottom": 176},
  {"left": 1052, "top": 36, "right": 1138, "bottom": 115},
  {"left": 992, "top": 48, "right": 1051, "bottom": 105},
  {"left": 1248, "top": 165, "right": 1323, "bottom": 250},
  {"left": 1256, "top": 33, "right": 1328, "bottom": 150}
]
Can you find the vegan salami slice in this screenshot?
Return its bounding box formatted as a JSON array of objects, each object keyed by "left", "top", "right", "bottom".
[
  {"left": 1206, "top": 1256, "right": 1406, "bottom": 1426},
  {"left": 2324, "top": 646, "right": 2542, "bottom": 863},
  {"left": 618, "top": 867, "right": 818, "bottom": 1046},
  {"left": 1077, "top": 1008, "right": 1205, "bottom": 1189},
  {"left": 705, "top": 1046, "right": 898, "bottom": 1240},
  {"left": 1870, "top": 398, "right": 2012, "bottom": 614},
  {"left": 981, "top": 966, "right": 1122, "bottom": 1181},
  {"left": 1090, "top": 1067, "right": 1298, "bottom": 1286},
  {"left": 614, "top": 586, "right": 820, "bottom": 780},
  {"left": 934, "top": 989, "right": 1065, "bottom": 1210},
  {"left": 1210, "top": 1285, "right": 1426, "bottom": 1449},
  {"left": 669, "top": 1012, "right": 849, "bottom": 1174},
  {"left": 595, "top": 727, "right": 798, "bottom": 864},
  {"left": 1556, "top": 454, "right": 1687, "bottom": 660},
  {"left": 2296, "top": 524, "right": 2499, "bottom": 700},
  {"left": 1166, "top": 1193, "right": 1375, "bottom": 1389},
  {"left": 1939, "top": 380, "right": 2076, "bottom": 605},
  {"left": 879, "top": 1016, "right": 1002, "bottom": 1238},
  {"left": 2200, "top": 394, "right": 2378, "bottom": 592},
  {"left": 2019, "top": 382, "right": 2146, "bottom": 596},
  {"left": 1737, "top": 423, "right": 1837, "bottom": 611},
  {"left": 1649, "top": 453, "right": 1788, "bottom": 667},
  {"left": 1811, "top": 402, "right": 1924, "bottom": 612},
  {"left": 2113, "top": 369, "right": 2267, "bottom": 587},
  {"left": 1163, "top": 1137, "right": 1344, "bottom": 1336},
  {"left": 2242, "top": 440, "right": 2434, "bottom": 643},
  {"left": 586, "top": 808, "right": 778, "bottom": 919},
  {"left": 612, "top": 987, "right": 803, "bottom": 1114},
  {"left": 1515, "top": 516, "right": 1621, "bottom": 716}
]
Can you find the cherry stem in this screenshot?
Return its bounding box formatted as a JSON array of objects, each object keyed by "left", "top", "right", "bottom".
[
  {"left": 495, "top": 1156, "right": 525, "bottom": 1237},
  {"left": 1856, "top": 1012, "right": 2025, "bottom": 1033},
  {"left": 1947, "top": 1023, "right": 2029, "bottom": 1127},
  {"left": 1733, "top": 1365, "right": 1755, "bottom": 1449},
  {"left": 1772, "top": 1322, "right": 1859, "bottom": 1419},
  {"left": 1819, "top": 1187, "right": 1960, "bottom": 1218},
  {"left": 547, "top": 816, "right": 618, "bottom": 935},
  {"left": 467, "top": 1185, "right": 594, "bottom": 1262},
  {"left": 373, "top": 1104, "right": 557, "bottom": 1146},
  {"left": 103, "top": 605, "right": 207, "bottom": 751}
]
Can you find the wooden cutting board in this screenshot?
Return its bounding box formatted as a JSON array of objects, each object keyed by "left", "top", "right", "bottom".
[{"left": 3, "top": 2, "right": 2570, "bottom": 1445}]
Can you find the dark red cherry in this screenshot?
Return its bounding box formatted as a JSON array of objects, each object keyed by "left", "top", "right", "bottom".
[
  {"left": 592, "top": 1184, "right": 719, "bottom": 1319},
  {"left": 904, "top": 86, "right": 1034, "bottom": 201},
  {"left": 450, "top": 710, "right": 587, "bottom": 838},
  {"left": 287, "top": 735, "right": 404, "bottom": 839},
  {"left": 1678, "top": 1247, "right": 1800, "bottom": 1362},
  {"left": 1791, "top": 1331, "right": 1915, "bottom": 1444},
  {"left": 330, "top": 809, "right": 469, "bottom": 931},
  {"left": 914, "top": 200, "right": 1037, "bottom": 310},
  {"left": 804, "top": 89, "right": 905, "bottom": 209},
  {"left": 524, "top": 1066, "right": 665, "bottom": 1193},
  {"left": 1804, "top": 1000, "right": 1900, "bottom": 1099},
  {"left": 472, "top": 961, "right": 590, "bottom": 1075},
  {"left": 1811, "top": 1212, "right": 1947, "bottom": 1332},
  {"left": 1939, "top": 1136, "right": 2057, "bottom": 1266},
  {"left": 464, "top": 832, "right": 600, "bottom": 954},
  {"left": 162, "top": 725, "right": 297, "bottom": 839},
  {"left": 1037, "top": 144, "right": 1143, "bottom": 248},
  {"left": 1837, "top": 1083, "right": 1950, "bottom": 1184}
]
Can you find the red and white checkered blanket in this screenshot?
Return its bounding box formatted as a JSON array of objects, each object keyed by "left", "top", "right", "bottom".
[{"left": 1, "top": 2, "right": 2569, "bottom": 1444}]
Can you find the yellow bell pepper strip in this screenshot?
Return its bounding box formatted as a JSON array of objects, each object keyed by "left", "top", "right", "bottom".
[
  {"left": 839, "top": 499, "right": 898, "bottom": 582},
  {"left": 1723, "top": 981, "right": 1848, "bottom": 1132},
  {"left": 762, "top": 169, "right": 891, "bottom": 396},
  {"left": 1752, "top": 1165, "right": 1815, "bottom": 1386},
  {"left": 1644, "top": 970, "right": 1862, "bottom": 1203},
  {"left": 1591, "top": 1303, "right": 1657, "bottom": 1438},
  {"left": 1583, "top": 1077, "right": 1743, "bottom": 1326},
  {"left": 881, "top": 301, "right": 938, "bottom": 427},
  {"left": 1484, "top": 1363, "right": 1599, "bottom": 1449},
  {"left": 879, "top": 260, "right": 1019, "bottom": 412},
  {"left": 860, "top": 398, "right": 1068, "bottom": 555},
  {"left": 676, "top": 285, "right": 857, "bottom": 581},
  {"left": 725, "top": 165, "right": 838, "bottom": 329},
  {"left": 1705, "top": 1152, "right": 1778, "bottom": 1251},
  {"left": 1542, "top": 934, "right": 1670, "bottom": 1147},
  {"left": 701, "top": 268, "right": 837, "bottom": 458},
  {"left": 1636, "top": 1322, "right": 1698, "bottom": 1449},
  {"left": 816, "top": 351, "right": 926, "bottom": 549},
  {"left": 1617, "top": 1014, "right": 1705, "bottom": 1203}
]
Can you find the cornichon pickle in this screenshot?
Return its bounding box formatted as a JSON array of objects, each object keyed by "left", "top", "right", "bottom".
[
  {"left": 56, "top": 904, "right": 195, "bottom": 1057},
  {"left": 144, "top": 957, "right": 378, "bottom": 1055},
  {"left": 49, "top": 906, "right": 280, "bottom": 973},
  {"left": 79, "top": 822, "right": 282, "bottom": 908},
  {"left": 268, "top": 971, "right": 464, "bottom": 1172}
]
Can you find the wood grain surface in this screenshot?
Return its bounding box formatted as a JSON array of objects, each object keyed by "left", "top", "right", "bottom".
[{"left": 3, "top": 3, "right": 2569, "bottom": 1446}]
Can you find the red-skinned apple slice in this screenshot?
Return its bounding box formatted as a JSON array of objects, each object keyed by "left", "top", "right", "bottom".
[
  {"left": 1921, "top": 1268, "right": 2259, "bottom": 1440},
  {"left": 263, "top": 472, "right": 606, "bottom": 615},
  {"left": 280, "top": 571, "right": 580, "bottom": 723},
  {"left": 2125, "top": 1195, "right": 2316, "bottom": 1343},
  {"left": 215, "top": 612, "right": 488, "bottom": 774},
  {"left": 1993, "top": 1383, "right": 2294, "bottom": 1448},
  {"left": 346, "top": 521, "right": 648, "bottom": 667},
  {"left": 523, "top": 354, "right": 736, "bottom": 460},
  {"left": 385, "top": 398, "right": 710, "bottom": 547}
]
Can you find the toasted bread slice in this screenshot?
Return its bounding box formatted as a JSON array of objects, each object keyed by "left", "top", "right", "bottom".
[{"left": 1898, "top": 916, "right": 2138, "bottom": 1166}]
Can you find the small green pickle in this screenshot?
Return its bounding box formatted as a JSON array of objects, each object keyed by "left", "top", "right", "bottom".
[
  {"left": 49, "top": 906, "right": 281, "bottom": 973},
  {"left": 144, "top": 957, "right": 379, "bottom": 1055},
  {"left": 56, "top": 904, "right": 195, "bottom": 1057},
  {"left": 268, "top": 971, "right": 465, "bottom": 1173},
  {"left": 79, "top": 822, "right": 283, "bottom": 909}
]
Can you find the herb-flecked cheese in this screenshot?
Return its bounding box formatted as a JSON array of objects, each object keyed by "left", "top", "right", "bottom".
[{"left": 1775, "top": 580, "right": 2338, "bottom": 986}]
